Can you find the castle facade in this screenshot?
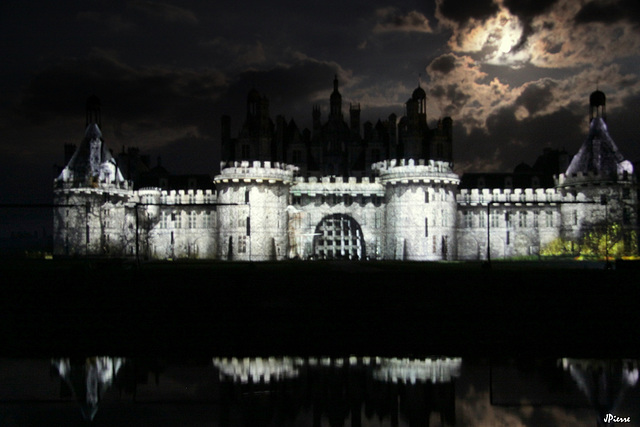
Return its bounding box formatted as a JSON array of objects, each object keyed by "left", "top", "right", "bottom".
[{"left": 53, "top": 84, "right": 638, "bottom": 261}]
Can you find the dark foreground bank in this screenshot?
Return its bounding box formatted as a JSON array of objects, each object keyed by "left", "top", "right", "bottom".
[{"left": 0, "top": 259, "right": 638, "bottom": 358}]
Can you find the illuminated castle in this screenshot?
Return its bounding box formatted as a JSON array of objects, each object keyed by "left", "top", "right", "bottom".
[{"left": 53, "top": 84, "right": 638, "bottom": 261}]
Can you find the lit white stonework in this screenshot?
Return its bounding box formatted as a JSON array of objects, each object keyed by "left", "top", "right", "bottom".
[
  {"left": 375, "top": 159, "right": 460, "bottom": 260},
  {"left": 53, "top": 91, "right": 638, "bottom": 261},
  {"left": 373, "top": 357, "right": 462, "bottom": 384},
  {"left": 214, "top": 161, "right": 296, "bottom": 261}
]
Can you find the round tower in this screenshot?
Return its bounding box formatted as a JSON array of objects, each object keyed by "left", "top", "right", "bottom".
[
  {"left": 53, "top": 97, "right": 131, "bottom": 258},
  {"left": 556, "top": 90, "right": 637, "bottom": 258},
  {"left": 215, "top": 160, "right": 297, "bottom": 261},
  {"left": 374, "top": 159, "right": 460, "bottom": 260}
]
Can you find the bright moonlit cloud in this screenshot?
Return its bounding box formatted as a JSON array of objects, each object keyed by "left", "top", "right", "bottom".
[
  {"left": 427, "top": 53, "right": 519, "bottom": 132},
  {"left": 427, "top": 0, "right": 640, "bottom": 146},
  {"left": 436, "top": 0, "right": 640, "bottom": 69},
  {"left": 440, "top": 8, "right": 528, "bottom": 67},
  {"left": 427, "top": 53, "right": 640, "bottom": 136}
]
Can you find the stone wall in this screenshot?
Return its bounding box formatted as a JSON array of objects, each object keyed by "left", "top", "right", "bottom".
[
  {"left": 376, "top": 160, "right": 459, "bottom": 261},
  {"left": 53, "top": 187, "right": 133, "bottom": 257},
  {"left": 214, "top": 161, "right": 296, "bottom": 261},
  {"left": 53, "top": 160, "right": 637, "bottom": 262},
  {"left": 289, "top": 176, "right": 385, "bottom": 260}
]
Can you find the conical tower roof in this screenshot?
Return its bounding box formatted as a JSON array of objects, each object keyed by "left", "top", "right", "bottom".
[
  {"left": 564, "top": 117, "right": 633, "bottom": 178},
  {"left": 56, "top": 123, "right": 125, "bottom": 186}
]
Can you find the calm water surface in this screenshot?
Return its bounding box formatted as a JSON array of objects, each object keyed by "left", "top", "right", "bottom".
[{"left": 0, "top": 356, "right": 638, "bottom": 426}]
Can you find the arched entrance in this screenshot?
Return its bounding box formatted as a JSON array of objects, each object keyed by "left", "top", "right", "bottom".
[{"left": 312, "top": 214, "right": 366, "bottom": 260}]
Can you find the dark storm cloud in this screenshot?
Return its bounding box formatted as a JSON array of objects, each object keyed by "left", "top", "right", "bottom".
[
  {"left": 502, "top": 0, "right": 558, "bottom": 20},
  {"left": 15, "top": 49, "right": 226, "bottom": 130},
  {"left": 514, "top": 79, "right": 557, "bottom": 116},
  {"left": 574, "top": 0, "right": 640, "bottom": 25},
  {"left": 428, "top": 54, "right": 457, "bottom": 75},
  {"left": 442, "top": 84, "right": 471, "bottom": 115},
  {"left": 373, "top": 7, "right": 433, "bottom": 33},
  {"left": 600, "top": 91, "right": 640, "bottom": 162},
  {"left": 220, "top": 57, "right": 348, "bottom": 129},
  {"left": 8, "top": 42, "right": 353, "bottom": 169},
  {"left": 456, "top": 102, "right": 585, "bottom": 173},
  {"left": 200, "top": 38, "right": 267, "bottom": 69},
  {"left": 501, "top": 0, "right": 558, "bottom": 52},
  {"left": 76, "top": 10, "right": 137, "bottom": 34},
  {"left": 157, "top": 134, "right": 218, "bottom": 174},
  {"left": 436, "top": 0, "right": 499, "bottom": 24},
  {"left": 127, "top": 0, "right": 198, "bottom": 25}
]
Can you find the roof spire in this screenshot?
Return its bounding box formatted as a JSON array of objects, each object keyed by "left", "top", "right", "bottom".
[
  {"left": 86, "top": 95, "right": 101, "bottom": 127},
  {"left": 589, "top": 88, "right": 606, "bottom": 123}
]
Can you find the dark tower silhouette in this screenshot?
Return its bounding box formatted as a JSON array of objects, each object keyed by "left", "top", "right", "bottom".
[
  {"left": 402, "top": 85, "right": 428, "bottom": 159},
  {"left": 312, "top": 105, "right": 321, "bottom": 133},
  {"left": 330, "top": 75, "right": 343, "bottom": 120},
  {"left": 221, "top": 115, "right": 233, "bottom": 161},
  {"left": 431, "top": 117, "right": 453, "bottom": 162},
  {"left": 590, "top": 89, "right": 606, "bottom": 123},
  {"left": 350, "top": 103, "right": 361, "bottom": 137},
  {"left": 388, "top": 113, "right": 397, "bottom": 159},
  {"left": 239, "top": 89, "right": 274, "bottom": 161},
  {"left": 86, "top": 95, "right": 101, "bottom": 127}
]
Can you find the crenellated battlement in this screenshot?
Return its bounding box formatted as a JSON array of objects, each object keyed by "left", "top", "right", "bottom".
[
  {"left": 53, "top": 183, "right": 132, "bottom": 198},
  {"left": 216, "top": 160, "right": 298, "bottom": 184},
  {"left": 293, "top": 176, "right": 382, "bottom": 184},
  {"left": 54, "top": 179, "right": 132, "bottom": 191},
  {"left": 372, "top": 159, "right": 459, "bottom": 185},
  {"left": 457, "top": 187, "right": 565, "bottom": 205},
  {"left": 291, "top": 175, "right": 384, "bottom": 197},
  {"left": 555, "top": 170, "right": 635, "bottom": 187}
]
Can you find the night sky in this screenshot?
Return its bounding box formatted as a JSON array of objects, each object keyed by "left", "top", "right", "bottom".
[{"left": 2, "top": 0, "right": 640, "bottom": 208}]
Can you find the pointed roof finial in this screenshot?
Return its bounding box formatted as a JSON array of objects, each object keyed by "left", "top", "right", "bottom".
[{"left": 86, "top": 95, "right": 101, "bottom": 127}]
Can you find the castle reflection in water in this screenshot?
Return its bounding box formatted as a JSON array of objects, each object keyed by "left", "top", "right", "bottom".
[{"left": 1, "top": 356, "right": 636, "bottom": 426}]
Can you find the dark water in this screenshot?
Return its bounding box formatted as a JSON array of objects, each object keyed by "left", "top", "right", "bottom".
[
  {"left": 0, "top": 356, "right": 638, "bottom": 426},
  {"left": 2, "top": 260, "right": 640, "bottom": 425}
]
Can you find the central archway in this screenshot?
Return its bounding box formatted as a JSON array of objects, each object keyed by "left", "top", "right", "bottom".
[{"left": 312, "top": 214, "right": 366, "bottom": 260}]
